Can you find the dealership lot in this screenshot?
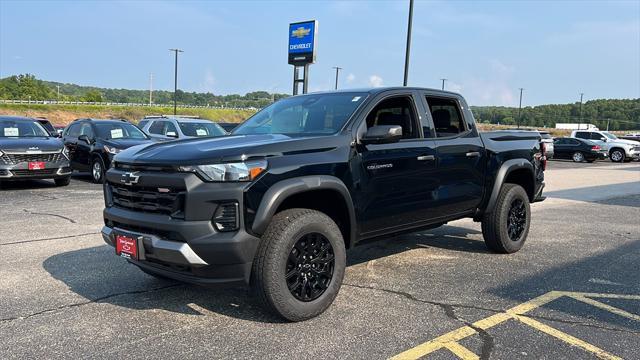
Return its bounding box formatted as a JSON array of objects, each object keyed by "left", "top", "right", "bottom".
[{"left": 1, "top": 161, "right": 638, "bottom": 359}]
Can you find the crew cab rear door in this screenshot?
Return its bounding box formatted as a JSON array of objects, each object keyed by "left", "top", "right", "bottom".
[
  {"left": 421, "top": 92, "right": 486, "bottom": 216},
  {"left": 354, "top": 90, "right": 438, "bottom": 237}
]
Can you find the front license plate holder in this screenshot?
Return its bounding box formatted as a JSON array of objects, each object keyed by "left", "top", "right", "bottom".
[{"left": 115, "top": 234, "right": 139, "bottom": 260}]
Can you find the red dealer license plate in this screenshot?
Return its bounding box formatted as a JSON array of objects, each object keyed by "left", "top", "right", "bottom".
[
  {"left": 28, "top": 161, "right": 46, "bottom": 170},
  {"left": 115, "top": 234, "right": 138, "bottom": 260}
]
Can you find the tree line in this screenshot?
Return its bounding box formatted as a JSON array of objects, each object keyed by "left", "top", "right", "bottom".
[{"left": 1, "top": 74, "right": 639, "bottom": 130}]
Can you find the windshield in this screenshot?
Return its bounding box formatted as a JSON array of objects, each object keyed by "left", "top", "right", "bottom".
[
  {"left": 602, "top": 132, "right": 618, "bottom": 140},
  {"left": 179, "top": 121, "right": 226, "bottom": 137},
  {"left": 95, "top": 122, "right": 148, "bottom": 140},
  {"left": 233, "top": 92, "right": 368, "bottom": 136},
  {"left": 0, "top": 120, "right": 50, "bottom": 137}
]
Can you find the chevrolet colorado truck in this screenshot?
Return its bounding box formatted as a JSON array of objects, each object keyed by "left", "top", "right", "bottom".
[{"left": 101, "top": 87, "right": 546, "bottom": 321}]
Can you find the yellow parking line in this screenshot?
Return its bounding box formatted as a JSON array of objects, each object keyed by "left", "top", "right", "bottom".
[
  {"left": 569, "top": 294, "right": 640, "bottom": 322},
  {"left": 390, "top": 291, "right": 637, "bottom": 359},
  {"left": 513, "top": 314, "right": 622, "bottom": 360},
  {"left": 444, "top": 342, "right": 479, "bottom": 360}
]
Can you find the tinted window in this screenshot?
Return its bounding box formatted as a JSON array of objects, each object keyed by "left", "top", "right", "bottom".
[
  {"left": 164, "top": 121, "right": 178, "bottom": 136},
  {"left": 233, "top": 92, "right": 367, "bottom": 136},
  {"left": 138, "top": 120, "right": 149, "bottom": 129},
  {"left": 79, "top": 123, "right": 94, "bottom": 138},
  {"left": 66, "top": 123, "right": 81, "bottom": 137},
  {"left": 568, "top": 139, "right": 581, "bottom": 145},
  {"left": 590, "top": 132, "right": 605, "bottom": 140},
  {"left": 425, "top": 96, "right": 466, "bottom": 138},
  {"left": 554, "top": 138, "right": 566, "bottom": 144},
  {"left": 365, "top": 96, "right": 419, "bottom": 139},
  {"left": 0, "top": 120, "right": 49, "bottom": 137},
  {"left": 94, "top": 122, "right": 147, "bottom": 140},
  {"left": 575, "top": 132, "right": 590, "bottom": 139},
  {"left": 179, "top": 122, "right": 226, "bottom": 137},
  {"left": 148, "top": 121, "right": 164, "bottom": 135}
]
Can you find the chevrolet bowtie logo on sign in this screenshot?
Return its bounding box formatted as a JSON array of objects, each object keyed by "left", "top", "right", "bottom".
[{"left": 291, "top": 26, "right": 310, "bottom": 39}]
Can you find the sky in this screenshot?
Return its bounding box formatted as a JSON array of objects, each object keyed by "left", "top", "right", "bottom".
[{"left": 0, "top": 0, "right": 639, "bottom": 106}]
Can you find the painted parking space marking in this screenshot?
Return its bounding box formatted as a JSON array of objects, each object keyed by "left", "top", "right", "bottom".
[{"left": 391, "top": 291, "right": 640, "bottom": 360}]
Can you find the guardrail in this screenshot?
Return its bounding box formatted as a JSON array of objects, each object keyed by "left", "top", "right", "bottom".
[{"left": 0, "top": 99, "right": 258, "bottom": 111}]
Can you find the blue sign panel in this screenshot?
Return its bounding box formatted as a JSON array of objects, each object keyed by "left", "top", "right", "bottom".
[{"left": 288, "top": 20, "right": 316, "bottom": 64}]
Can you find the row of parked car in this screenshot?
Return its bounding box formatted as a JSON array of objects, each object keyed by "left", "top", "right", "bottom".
[
  {"left": 516, "top": 128, "right": 640, "bottom": 163},
  {"left": 0, "top": 115, "right": 238, "bottom": 185}
]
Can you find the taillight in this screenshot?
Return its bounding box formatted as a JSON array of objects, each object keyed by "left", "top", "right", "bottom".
[
  {"left": 591, "top": 145, "right": 600, "bottom": 151},
  {"left": 540, "top": 143, "right": 547, "bottom": 170}
]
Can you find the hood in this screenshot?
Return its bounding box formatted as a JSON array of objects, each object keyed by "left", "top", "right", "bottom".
[
  {"left": 611, "top": 138, "right": 640, "bottom": 146},
  {"left": 0, "top": 137, "right": 64, "bottom": 153},
  {"left": 114, "top": 134, "right": 346, "bottom": 165},
  {"left": 104, "top": 138, "right": 154, "bottom": 150}
]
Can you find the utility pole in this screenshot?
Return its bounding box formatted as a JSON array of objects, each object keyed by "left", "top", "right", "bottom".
[
  {"left": 579, "top": 92, "right": 584, "bottom": 124},
  {"left": 403, "top": 0, "right": 414, "bottom": 86},
  {"left": 149, "top": 73, "right": 153, "bottom": 105},
  {"left": 606, "top": 118, "right": 610, "bottom": 131},
  {"left": 332, "top": 66, "right": 342, "bottom": 90},
  {"left": 440, "top": 78, "right": 447, "bottom": 90},
  {"left": 56, "top": 85, "right": 60, "bottom": 101},
  {"left": 169, "top": 49, "right": 184, "bottom": 115},
  {"left": 517, "top": 88, "right": 524, "bottom": 129}
]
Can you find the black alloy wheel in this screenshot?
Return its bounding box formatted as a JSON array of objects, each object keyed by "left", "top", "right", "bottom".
[
  {"left": 507, "top": 198, "right": 527, "bottom": 241},
  {"left": 286, "top": 233, "right": 335, "bottom": 302}
]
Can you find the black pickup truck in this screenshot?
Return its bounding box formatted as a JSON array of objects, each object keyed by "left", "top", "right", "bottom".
[{"left": 101, "top": 87, "right": 546, "bottom": 321}]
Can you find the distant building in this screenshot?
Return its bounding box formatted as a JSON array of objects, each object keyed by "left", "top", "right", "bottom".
[{"left": 555, "top": 123, "right": 599, "bottom": 131}]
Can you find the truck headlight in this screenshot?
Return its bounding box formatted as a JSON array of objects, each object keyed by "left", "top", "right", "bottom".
[
  {"left": 103, "top": 145, "right": 121, "bottom": 155},
  {"left": 179, "top": 159, "right": 267, "bottom": 182}
]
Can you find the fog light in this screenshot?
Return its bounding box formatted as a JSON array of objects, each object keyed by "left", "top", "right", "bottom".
[{"left": 213, "top": 202, "right": 239, "bottom": 232}]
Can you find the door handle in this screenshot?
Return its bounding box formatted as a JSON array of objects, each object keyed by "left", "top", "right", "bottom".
[
  {"left": 417, "top": 155, "right": 435, "bottom": 161},
  {"left": 466, "top": 151, "right": 480, "bottom": 157}
]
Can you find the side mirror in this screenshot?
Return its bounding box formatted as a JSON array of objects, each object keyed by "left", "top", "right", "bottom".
[
  {"left": 78, "top": 134, "right": 92, "bottom": 144},
  {"left": 361, "top": 125, "right": 402, "bottom": 145},
  {"left": 600, "top": 137, "right": 607, "bottom": 142},
  {"left": 166, "top": 131, "right": 178, "bottom": 138}
]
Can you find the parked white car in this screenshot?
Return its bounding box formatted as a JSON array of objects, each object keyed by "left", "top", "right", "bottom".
[{"left": 570, "top": 130, "right": 640, "bottom": 162}]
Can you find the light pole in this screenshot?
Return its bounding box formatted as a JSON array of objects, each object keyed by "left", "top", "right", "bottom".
[
  {"left": 403, "top": 0, "right": 414, "bottom": 86},
  {"left": 169, "top": 49, "right": 184, "bottom": 115},
  {"left": 56, "top": 85, "right": 60, "bottom": 101},
  {"left": 517, "top": 88, "right": 524, "bottom": 129},
  {"left": 149, "top": 73, "right": 153, "bottom": 105},
  {"left": 579, "top": 92, "right": 584, "bottom": 124},
  {"left": 440, "top": 78, "right": 447, "bottom": 90},
  {"left": 332, "top": 66, "right": 342, "bottom": 90}
]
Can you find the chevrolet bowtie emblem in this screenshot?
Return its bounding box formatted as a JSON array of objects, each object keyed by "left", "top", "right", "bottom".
[
  {"left": 291, "top": 26, "right": 310, "bottom": 39},
  {"left": 120, "top": 172, "right": 140, "bottom": 186}
]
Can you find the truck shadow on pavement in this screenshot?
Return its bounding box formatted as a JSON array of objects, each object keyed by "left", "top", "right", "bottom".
[{"left": 42, "top": 225, "right": 484, "bottom": 323}]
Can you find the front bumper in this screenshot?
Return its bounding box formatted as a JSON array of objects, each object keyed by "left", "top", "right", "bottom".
[
  {"left": 102, "top": 167, "right": 261, "bottom": 286},
  {"left": 0, "top": 162, "right": 71, "bottom": 180}
]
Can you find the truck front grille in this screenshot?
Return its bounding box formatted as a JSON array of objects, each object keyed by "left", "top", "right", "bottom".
[
  {"left": 110, "top": 184, "right": 185, "bottom": 217},
  {"left": 1, "top": 152, "right": 64, "bottom": 165}
]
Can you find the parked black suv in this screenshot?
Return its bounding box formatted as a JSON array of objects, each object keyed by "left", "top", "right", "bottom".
[
  {"left": 63, "top": 119, "right": 152, "bottom": 183},
  {"left": 0, "top": 116, "right": 71, "bottom": 185},
  {"left": 102, "top": 88, "right": 546, "bottom": 321}
]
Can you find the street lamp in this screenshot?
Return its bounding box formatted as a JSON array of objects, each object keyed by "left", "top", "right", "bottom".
[
  {"left": 517, "top": 88, "right": 524, "bottom": 129},
  {"left": 332, "top": 66, "right": 342, "bottom": 90},
  {"left": 169, "top": 49, "right": 184, "bottom": 115},
  {"left": 403, "top": 0, "right": 414, "bottom": 86}
]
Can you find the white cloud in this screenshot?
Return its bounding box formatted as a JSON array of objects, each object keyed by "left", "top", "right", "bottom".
[
  {"left": 346, "top": 73, "right": 356, "bottom": 84},
  {"left": 446, "top": 81, "right": 463, "bottom": 93},
  {"left": 368, "top": 75, "right": 383, "bottom": 87}
]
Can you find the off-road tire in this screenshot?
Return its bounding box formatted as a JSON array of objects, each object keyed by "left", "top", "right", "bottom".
[
  {"left": 54, "top": 176, "right": 71, "bottom": 186},
  {"left": 251, "top": 208, "right": 346, "bottom": 322},
  {"left": 481, "top": 183, "right": 531, "bottom": 254}
]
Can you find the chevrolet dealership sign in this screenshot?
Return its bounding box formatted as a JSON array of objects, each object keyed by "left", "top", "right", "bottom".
[{"left": 288, "top": 20, "right": 317, "bottom": 65}]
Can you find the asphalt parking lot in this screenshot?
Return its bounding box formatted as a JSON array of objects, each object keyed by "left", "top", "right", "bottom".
[{"left": 1, "top": 160, "right": 639, "bottom": 359}]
